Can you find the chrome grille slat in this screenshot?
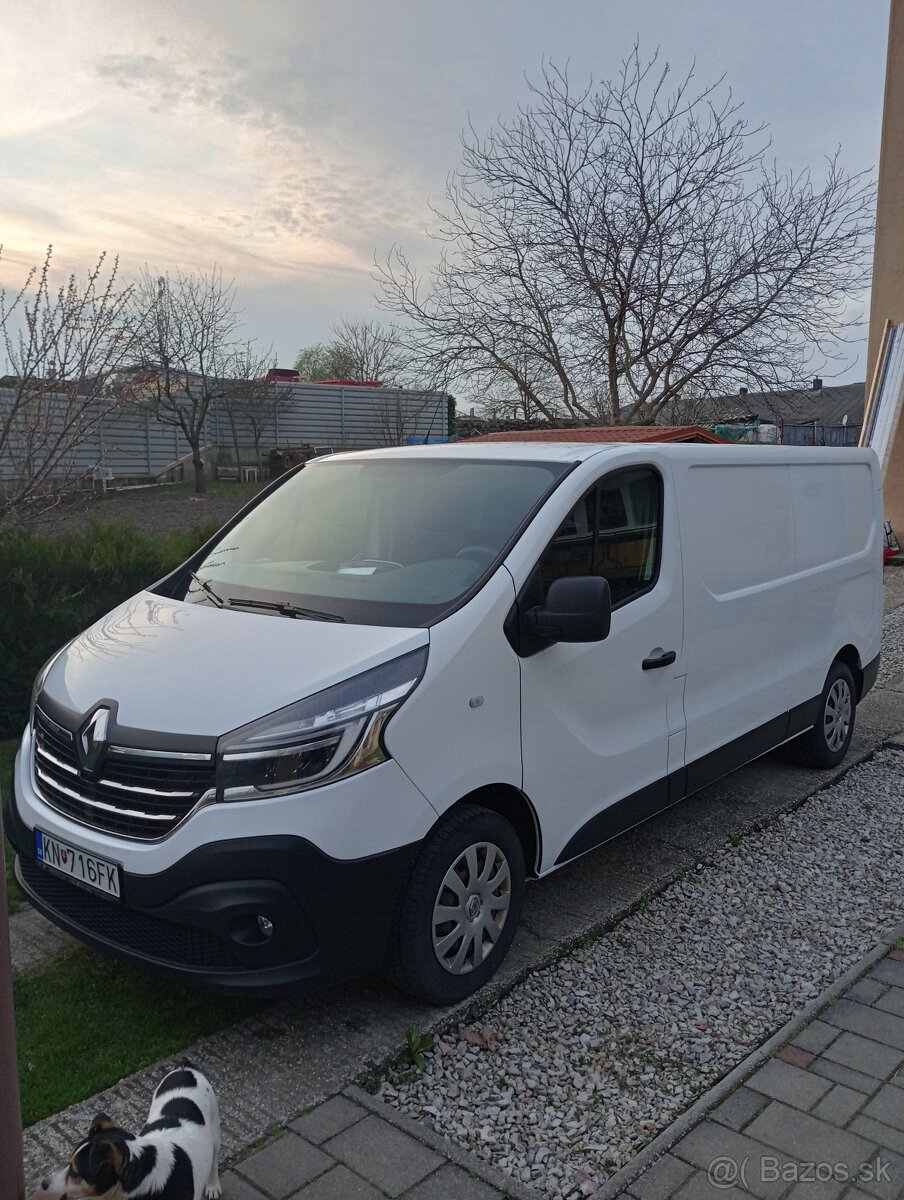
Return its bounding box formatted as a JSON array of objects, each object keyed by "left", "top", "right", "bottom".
[
  {"left": 35, "top": 765, "right": 178, "bottom": 821},
  {"left": 107, "top": 745, "right": 212, "bottom": 761},
  {"left": 99, "top": 778, "right": 195, "bottom": 800},
  {"left": 35, "top": 745, "right": 79, "bottom": 776},
  {"left": 32, "top": 708, "right": 216, "bottom": 841}
]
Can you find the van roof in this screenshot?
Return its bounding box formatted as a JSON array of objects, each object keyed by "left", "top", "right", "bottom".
[
  {"left": 323, "top": 442, "right": 626, "bottom": 464},
  {"left": 321, "top": 440, "right": 878, "bottom": 467}
]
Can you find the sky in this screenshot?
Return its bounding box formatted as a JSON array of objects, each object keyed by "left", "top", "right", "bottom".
[{"left": 0, "top": 0, "right": 891, "bottom": 382}]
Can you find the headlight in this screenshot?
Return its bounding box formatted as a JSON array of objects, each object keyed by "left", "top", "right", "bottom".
[{"left": 217, "top": 646, "right": 428, "bottom": 801}]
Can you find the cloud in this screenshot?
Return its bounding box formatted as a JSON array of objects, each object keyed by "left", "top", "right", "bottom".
[{"left": 0, "top": 17, "right": 430, "bottom": 306}]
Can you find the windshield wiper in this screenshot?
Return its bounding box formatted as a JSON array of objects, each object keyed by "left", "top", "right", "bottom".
[
  {"left": 190, "top": 572, "right": 226, "bottom": 608},
  {"left": 225, "top": 597, "right": 346, "bottom": 622}
]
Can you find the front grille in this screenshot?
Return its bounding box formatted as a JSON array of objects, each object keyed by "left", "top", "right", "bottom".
[
  {"left": 32, "top": 708, "right": 216, "bottom": 841},
  {"left": 18, "top": 856, "right": 242, "bottom": 970}
]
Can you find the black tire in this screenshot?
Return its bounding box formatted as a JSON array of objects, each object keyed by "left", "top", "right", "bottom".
[
  {"left": 387, "top": 804, "right": 525, "bottom": 1005},
  {"left": 793, "top": 660, "right": 856, "bottom": 769}
]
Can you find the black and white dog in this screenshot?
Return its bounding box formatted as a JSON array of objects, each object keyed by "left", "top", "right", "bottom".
[{"left": 40, "top": 1063, "right": 221, "bottom": 1200}]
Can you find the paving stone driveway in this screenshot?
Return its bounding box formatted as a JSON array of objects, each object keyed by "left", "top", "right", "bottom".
[
  {"left": 627, "top": 949, "right": 904, "bottom": 1200},
  {"left": 218, "top": 946, "right": 904, "bottom": 1200},
  {"left": 223, "top": 1094, "right": 504, "bottom": 1199}
]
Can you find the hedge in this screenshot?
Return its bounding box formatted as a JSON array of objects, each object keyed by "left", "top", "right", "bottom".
[{"left": 0, "top": 520, "right": 217, "bottom": 739}]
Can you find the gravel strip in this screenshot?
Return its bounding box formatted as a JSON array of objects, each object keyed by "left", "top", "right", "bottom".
[
  {"left": 380, "top": 749, "right": 904, "bottom": 1199},
  {"left": 878, "top": 601, "right": 904, "bottom": 686}
]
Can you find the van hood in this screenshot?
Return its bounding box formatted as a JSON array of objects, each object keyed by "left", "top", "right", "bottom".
[{"left": 41, "top": 592, "right": 428, "bottom": 738}]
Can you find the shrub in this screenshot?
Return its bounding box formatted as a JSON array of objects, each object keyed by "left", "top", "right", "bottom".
[{"left": 0, "top": 519, "right": 217, "bottom": 738}]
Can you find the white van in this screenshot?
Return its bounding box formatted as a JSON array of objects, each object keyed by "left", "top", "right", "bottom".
[{"left": 6, "top": 443, "right": 883, "bottom": 1003}]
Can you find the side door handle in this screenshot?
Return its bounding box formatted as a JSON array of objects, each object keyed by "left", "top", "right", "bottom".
[{"left": 642, "top": 650, "right": 677, "bottom": 671}]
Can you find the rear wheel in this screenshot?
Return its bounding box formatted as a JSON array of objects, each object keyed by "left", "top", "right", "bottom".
[
  {"left": 794, "top": 660, "right": 856, "bottom": 768},
  {"left": 387, "top": 805, "right": 525, "bottom": 1004}
]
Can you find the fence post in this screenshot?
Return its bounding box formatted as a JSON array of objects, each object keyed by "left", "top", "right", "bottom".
[{"left": 0, "top": 803, "right": 25, "bottom": 1200}]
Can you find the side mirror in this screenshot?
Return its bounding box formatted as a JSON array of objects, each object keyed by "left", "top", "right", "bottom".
[{"left": 526, "top": 576, "right": 611, "bottom": 644}]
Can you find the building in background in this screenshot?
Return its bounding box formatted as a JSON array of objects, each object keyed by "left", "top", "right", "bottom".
[{"left": 866, "top": 0, "right": 904, "bottom": 534}]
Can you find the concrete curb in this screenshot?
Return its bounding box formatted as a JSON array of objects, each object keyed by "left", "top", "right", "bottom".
[
  {"left": 593, "top": 917, "right": 904, "bottom": 1200},
  {"left": 344, "top": 1085, "right": 546, "bottom": 1200}
]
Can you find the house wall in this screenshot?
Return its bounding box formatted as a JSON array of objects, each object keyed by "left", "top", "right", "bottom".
[{"left": 867, "top": 0, "right": 904, "bottom": 534}]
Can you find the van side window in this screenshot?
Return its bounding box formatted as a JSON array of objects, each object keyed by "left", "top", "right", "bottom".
[
  {"left": 538, "top": 493, "right": 595, "bottom": 591},
  {"left": 538, "top": 468, "right": 662, "bottom": 607},
  {"left": 592, "top": 468, "right": 661, "bottom": 605}
]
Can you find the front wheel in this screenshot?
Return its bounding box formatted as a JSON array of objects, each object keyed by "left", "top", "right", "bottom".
[
  {"left": 387, "top": 805, "right": 525, "bottom": 1004},
  {"left": 794, "top": 660, "right": 856, "bottom": 769}
]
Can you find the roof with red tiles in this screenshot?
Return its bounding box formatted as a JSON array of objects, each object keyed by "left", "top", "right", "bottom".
[{"left": 464, "top": 425, "right": 728, "bottom": 444}]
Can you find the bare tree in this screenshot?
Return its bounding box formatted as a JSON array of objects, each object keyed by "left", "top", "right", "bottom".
[
  {"left": 376, "top": 48, "right": 874, "bottom": 425},
  {"left": 0, "top": 246, "right": 139, "bottom": 527},
  {"left": 330, "top": 318, "right": 415, "bottom": 385},
  {"left": 135, "top": 266, "right": 243, "bottom": 492},
  {"left": 220, "top": 341, "right": 282, "bottom": 473},
  {"left": 294, "top": 319, "right": 422, "bottom": 387},
  {"left": 373, "top": 387, "right": 447, "bottom": 446}
]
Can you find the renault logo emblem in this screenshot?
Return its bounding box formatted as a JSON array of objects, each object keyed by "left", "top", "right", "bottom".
[{"left": 78, "top": 707, "right": 110, "bottom": 774}]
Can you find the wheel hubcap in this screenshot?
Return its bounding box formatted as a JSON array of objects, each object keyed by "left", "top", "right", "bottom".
[
  {"left": 432, "top": 842, "right": 511, "bottom": 975},
  {"left": 824, "top": 678, "right": 852, "bottom": 752}
]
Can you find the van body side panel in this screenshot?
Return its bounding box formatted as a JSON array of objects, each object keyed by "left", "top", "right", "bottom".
[
  {"left": 788, "top": 461, "right": 883, "bottom": 699},
  {"left": 383, "top": 569, "right": 523, "bottom": 813},
  {"left": 679, "top": 462, "right": 798, "bottom": 766},
  {"left": 516, "top": 456, "right": 684, "bottom": 873}
]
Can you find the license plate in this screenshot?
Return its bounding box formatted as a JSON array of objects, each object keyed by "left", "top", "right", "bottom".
[{"left": 35, "top": 830, "right": 121, "bottom": 899}]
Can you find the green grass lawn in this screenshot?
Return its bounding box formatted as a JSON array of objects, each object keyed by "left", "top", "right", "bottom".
[
  {"left": 1, "top": 733, "right": 262, "bottom": 1126},
  {"left": 124, "top": 480, "right": 265, "bottom": 501},
  {"left": 2, "top": 737, "right": 23, "bottom": 914},
  {"left": 15, "top": 947, "right": 260, "bottom": 1126}
]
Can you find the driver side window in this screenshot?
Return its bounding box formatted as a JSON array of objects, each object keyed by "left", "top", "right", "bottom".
[{"left": 538, "top": 467, "right": 662, "bottom": 608}]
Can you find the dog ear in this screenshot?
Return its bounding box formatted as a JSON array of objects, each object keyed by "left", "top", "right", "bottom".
[
  {"left": 88, "top": 1136, "right": 128, "bottom": 1180},
  {"left": 88, "top": 1112, "right": 117, "bottom": 1137}
]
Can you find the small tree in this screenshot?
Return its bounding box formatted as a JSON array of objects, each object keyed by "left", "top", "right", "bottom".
[
  {"left": 0, "top": 246, "right": 139, "bottom": 528},
  {"left": 376, "top": 48, "right": 874, "bottom": 424},
  {"left": 293, "top": 341, "right": 357, "bottom": 382},
  {"left": 220, "top": 342, "right": 282, "bottom": 472},
  {"left": 135, "top": 267, "right": 243, "bottom": 493}
]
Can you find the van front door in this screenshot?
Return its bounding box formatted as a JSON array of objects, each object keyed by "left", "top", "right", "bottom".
[{"left": 516, "top": 463, "right": 684, "bottom": 872}]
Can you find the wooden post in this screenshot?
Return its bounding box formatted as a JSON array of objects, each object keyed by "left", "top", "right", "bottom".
[{"left": 0, "top": 805, "right": 25, "bottom": 1200}]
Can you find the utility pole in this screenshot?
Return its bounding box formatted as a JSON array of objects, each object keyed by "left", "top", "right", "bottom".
[{"left": 0, "top": 805, "right": 25, "bottom": 1200}]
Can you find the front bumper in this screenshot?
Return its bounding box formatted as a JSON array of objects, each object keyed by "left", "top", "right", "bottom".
[{"left": 4, "top": 776, "right": 420, "bottom": 997}]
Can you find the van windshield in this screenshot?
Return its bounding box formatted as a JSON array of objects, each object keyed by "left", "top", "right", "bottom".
[{"left": 184, "top": 456, "right": 568, "bottom": 626}]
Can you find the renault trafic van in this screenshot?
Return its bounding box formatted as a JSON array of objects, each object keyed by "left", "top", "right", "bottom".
[{"left": 5, "top": 443, "right": 883, "bottom": 1003}]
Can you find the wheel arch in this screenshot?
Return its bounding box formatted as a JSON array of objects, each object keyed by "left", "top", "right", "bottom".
[
  {"left": 834, "top": 643, "right": 864, "bottom": 699},
  {"left": 441, "top": 784, "right": 541, "bottom": 877}
]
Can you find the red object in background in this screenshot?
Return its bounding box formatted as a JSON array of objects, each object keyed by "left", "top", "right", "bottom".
[
  {"left": 265, "top": 368, "right": 300, "bottom": 384},
  {"left": 317, "top": 379, "right": 382, "bottom": 387},
  {"left": 885, "top": 521, "right": 901, "bottom": 562},
  {"left": 468, "top": 425, "right": 728, "bottom": 444}
]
